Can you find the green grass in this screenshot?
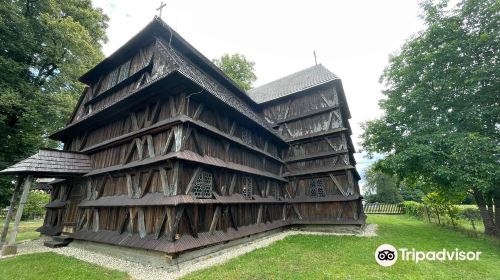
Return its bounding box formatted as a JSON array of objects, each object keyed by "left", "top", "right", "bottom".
[
  {"left": 0, "top": 252, "right": 129, "bottom": 280},
  {"left": 1, "top": 216, "right": 498, "bottom": 279},
  {"left": 183, "top": 215, "right": 500, "bottom": 280},
  {"left": 0, "top": 219, "right": 43, "bottom": 244}
]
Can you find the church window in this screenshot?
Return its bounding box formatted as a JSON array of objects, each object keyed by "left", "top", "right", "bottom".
[
  {"left": 310, "top": 179, "right": 326, "bottom": 197},
  {"left": 193, "top": 170, "right": 213, "bottom": 198},
  {"left": 242, "top": 176, "right": 253, "bottom": 199}
]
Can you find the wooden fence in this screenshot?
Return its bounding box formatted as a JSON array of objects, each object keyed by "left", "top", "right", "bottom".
[{"left": 363, "top": 203, "right": 405, "bottom": 214}]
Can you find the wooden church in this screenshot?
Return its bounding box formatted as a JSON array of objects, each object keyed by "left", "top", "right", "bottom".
[{"left": 0, "top": 17, "right": 365, "bottom": 257}]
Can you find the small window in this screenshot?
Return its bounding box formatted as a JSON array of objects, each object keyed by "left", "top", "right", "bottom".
[
  {"left": 193, "top": 171, "right": 213, "bottom": 198},
  {"left": 242, "top": 176, "right": 253, "bottom": 199},
  {"left": 310, "top": 179, "right": 326, "bottom": 197}
]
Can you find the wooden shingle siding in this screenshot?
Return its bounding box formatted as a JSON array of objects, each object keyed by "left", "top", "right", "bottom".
[{"left": 0, "top": 18, "right": 364, "bottom": 254}]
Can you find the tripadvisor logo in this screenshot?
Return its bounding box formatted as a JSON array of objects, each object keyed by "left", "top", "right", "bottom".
[{"left": 375, "top": 244, "right": 481, "bottom": 267}]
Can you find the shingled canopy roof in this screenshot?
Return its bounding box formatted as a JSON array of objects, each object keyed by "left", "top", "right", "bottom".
[
  {"left": 247, "top": 64, "right": 339, "bottom": 104},
  {"left": 0, "top": 149, "right": 92, "bottom": 178}
]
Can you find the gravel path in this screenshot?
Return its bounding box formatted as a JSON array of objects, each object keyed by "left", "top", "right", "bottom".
[{"left": 1, "top": 224, "right": 377, "bottom": 280}]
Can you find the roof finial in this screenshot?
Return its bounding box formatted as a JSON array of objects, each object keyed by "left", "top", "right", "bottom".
[
  {"left": 156, "top": 1, "right": 167, "bottom": 19},
  {"left": 313, "top": 51, "right": 318, "bottom": 66}
]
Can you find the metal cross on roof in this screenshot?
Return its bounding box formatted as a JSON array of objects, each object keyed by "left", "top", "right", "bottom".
[{"left": 156, "top": 1, "right": 167, "bottom": 18}]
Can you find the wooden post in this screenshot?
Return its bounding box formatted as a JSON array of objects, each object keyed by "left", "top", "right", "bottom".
[
  {"left": 0, "top": 176, "right": 24, "bottom": 246},
  {"left": 2, "top": 175, "right": 33, "bottom": 255}
]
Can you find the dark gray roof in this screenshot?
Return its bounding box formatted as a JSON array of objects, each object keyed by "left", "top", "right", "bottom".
[
  {"left": 248, "top": 64, "right": 339, "bottom": 104},
  {"left": 0, "top": 149, "right": 92, "bottom": 177}
]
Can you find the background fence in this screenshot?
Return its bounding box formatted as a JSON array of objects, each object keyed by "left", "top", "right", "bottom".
[{"left": 363, "top": 203, "right": 405, "bottom": 214}]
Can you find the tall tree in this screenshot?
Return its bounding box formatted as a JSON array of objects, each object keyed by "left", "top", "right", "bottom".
[
  {"left": 0, "top": 0, "right": 108, "bottom": 206},
  {"left": 361, "top": 0, "right": 499, "bottom": 236},
  {"left": 213, "top": 53, "right": 257, "bottom": 91},
  {"left": 364, "top": 167, "right": 403, "bottom": 204}
]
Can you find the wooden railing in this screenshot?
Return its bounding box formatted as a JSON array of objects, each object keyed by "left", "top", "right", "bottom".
[{"left": 363, "top": 203, "right": 405, "bottom": 214}]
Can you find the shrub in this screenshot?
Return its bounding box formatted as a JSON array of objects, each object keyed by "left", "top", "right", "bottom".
[{"left": 403, "top": 201, "right": 425, "bottom": 218}]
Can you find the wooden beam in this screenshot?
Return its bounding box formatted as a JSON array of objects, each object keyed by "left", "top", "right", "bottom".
[
  {"left": 135, "top": 138, "right": 144, "bottom": 160},
  {"left": 283, "top": 99, "right": 292, "bottom": 120},
  {"left": 185, "top": 167, "right": 202, "bottom": 195},
  {"left": 161, "top": 129, "right": 174, "bottom": 155},
  {"left": 174, "top": 125, "right": 183, "bottom": 152},
  {"left": 119, "top": 208, "right": 129, "bottom": 234},
  {"left": 123, "top": 140, "right": 137, "bottom": 164},
  {"left": 177, "top": 93, "right": 187, "bottom": 115},
  {"left": 79, "top": 131, "right": 89, "bottom": 151},
  {"left": 191, "top": 128, "right": 205, "bottom": 156},
  {"left": 0, "top": 177, "right": 24, "bottom": 245},
  {"left": 229, "top": 121, "right": 236, "bottom": 136},
  {"left": 154, "top": 206, "right": 168, "bottom": 239},
  {"left": 209, "top": 205, "right": 221, "bottom": 235},
  {"left": 228, "top": 173, "right": 237, "bottom": 195},
  {"left": 168, "top": 206, "right": 185, "bottom": 241},
  {"left": 159, "top": 167, "right": 170, "bottom": 196},
  {"left": 92, "top": 208, "right": 99, "bottom": 232},
  {"left": 228, "top": 206, "right": 238, "bottom": 231},
  {"left": 320, "top": 93, "right": 335, "bottom": 107},
  {"left": 193, "top": 103, "right": 204, "bottom": 120},
  {"left": 185, "top": 206, "right": 198, "bottom": 238},
  {"left": 140, "top": 169, "right": 155, "bottom": 198},
  {"left": 256, "top": 204, "right": 263, "bottom": 224},
  {"left": 329, "top": 173, "right": 348, "bottom": 196},
  {"left": 171, "top": 161, "right": 180, "bottom": 196},
  {"left": 138, "top": 208, "right": 146, "bottom": 238},
  {"left": 96, "top": 176, "right": 108, "bottom": 199},
  {"left": 168, "top": 96, "right": 176, "bottom": 116},
  {"left": 325, "top": 111, "right": 334, "bottom": 130},
  {"left": 292, "top": 204, "right": 303, "bottom": 220},
  {"left": 147, "top": 100, "right": 162, "bottom": 127},
  {"left": 146, "top": 134, "right": 155, "bottom": 158},
  {"left": 5, "top": 175, "right": 33, "bottom": 250},
  {"left": 265, "top": 180, "right": 271, "bottom": 197},
  {"left": 130, "top": 112, "right": 139, "bottom": 131}
]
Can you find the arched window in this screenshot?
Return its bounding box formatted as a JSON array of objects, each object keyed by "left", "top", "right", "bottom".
[
  {"left": 310, "top": 179, "right": 326, "bottom": 197},
  {"left": 193, "top": 170, "right": 213, "bottom": 198}
]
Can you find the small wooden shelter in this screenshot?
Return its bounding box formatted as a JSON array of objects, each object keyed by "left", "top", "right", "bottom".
[{"left": 1, "top": 17, "right": 365, "bottom": 257}]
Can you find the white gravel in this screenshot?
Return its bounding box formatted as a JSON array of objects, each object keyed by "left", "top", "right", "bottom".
[{"left": 1, "top": 224, "right": 377, "bottom": 280}]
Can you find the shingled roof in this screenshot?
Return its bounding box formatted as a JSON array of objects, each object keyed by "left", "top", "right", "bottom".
[
  {"left": 0, "top": 149, "right": 92, "bottom": 177},
  {"left": 247, "top": 64, "right": 339, "bottom": 104}
]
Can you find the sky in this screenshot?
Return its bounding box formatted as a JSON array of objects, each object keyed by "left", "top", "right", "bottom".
[{"left": 91, "top": 0, "right": 426, "bottom": 188}]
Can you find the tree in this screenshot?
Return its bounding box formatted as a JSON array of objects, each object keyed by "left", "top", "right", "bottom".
[
  {"left": 364, "top": 167, "right": 403, "bottom": 203},
  {"left": 0, "top": 0, "right": 108, "bottom": 206},
  {"left": 23, "top": 190, "right": 50, "bottom": 220},
  {"left": 361, "top": 0, "right": 499, "bottom": 236},
  {"left": 213, "top": 53, "right": 257, "bottom": 91}
]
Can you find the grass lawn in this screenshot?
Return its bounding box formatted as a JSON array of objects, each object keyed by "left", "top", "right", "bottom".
[
  {"left": 0, "top": 219, "right": 43, "bottom": 243},
  {"left": 183, "top": 215, "right": 500, "bottom": 280},
  {"left": 0, "top": 252, "right": 129, "bottom": 280},
  {"left": 1, "top": 215, "right": 498, "bottom": 279}
]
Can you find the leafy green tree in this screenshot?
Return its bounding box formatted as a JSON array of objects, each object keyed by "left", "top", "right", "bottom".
[
  {"left": 364, "top": 167, "right": 403, "bottom": 203},
  {"left": 0, "top": 0, "right": 108, "bottom": 206},
  {"left": 23, "top": 190, "right": 50, "bottom": 220},
  {"left": 213, "top": 53, "right": 257, "bottom": 91},
  {"left": 361, "top": 0, "right": 499, "bottom": 236}
]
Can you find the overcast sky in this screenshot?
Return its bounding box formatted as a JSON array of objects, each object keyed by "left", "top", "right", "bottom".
[{"left": 92, "top": 0, "right": 426, "bottom": 186}]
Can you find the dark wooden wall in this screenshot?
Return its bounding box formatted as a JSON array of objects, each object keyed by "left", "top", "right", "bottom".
[
  {"left": 260, "top": 82, "right": 364, "bottom": 225},
  {"left": 40, "top": 36, "right": 364, "bottom": 254}
]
